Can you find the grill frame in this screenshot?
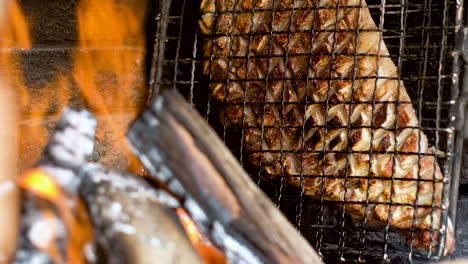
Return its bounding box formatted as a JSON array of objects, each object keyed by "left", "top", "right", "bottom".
[{"left": 149, "top": 0, "right": 467, "bottom": 262}]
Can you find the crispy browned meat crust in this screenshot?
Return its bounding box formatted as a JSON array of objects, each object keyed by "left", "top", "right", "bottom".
[{"left": 199, "top": 0, "right": 454, "bottom": 254}]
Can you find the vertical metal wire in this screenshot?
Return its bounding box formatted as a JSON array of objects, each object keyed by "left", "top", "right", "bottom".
[
  {"left": 316, "top": 0, "right": 344, "bottom": 254},
  {"left": 434, "top": 0, "right": 453, "bottom": 258},
  {"left": 239, "top": 3, "right": 258, "bottom": 170},
  {"left": 358, "top": 1, "right": 387, "bottom": 261},
  {"left": 296, "top": 3, "right": 320, "bottom": 231},
  {"left": 222, "top": 0, "right": 243, "bottom": 144},
  {"left": 409, "top": 0, "right": 432, "bottom": 259},
  {"left": 383, "top": 0, "right": 408, "bottom": 260},
  {"left": 171, "top": 0, "right": 187, "bottom": 91},
  {"left": 204, "top": 1, "right": 218, "bottom": 121},
  {"left": 189, "top": 33, "right": 198, "bottom": 105},
  {"left": 257, "top": 7, "right": 278, "bottom": 188},
  {"left": 149, "top": 0, "right": 172, "bottom": 99},
  {"left": 337, "top": 2, "right": 364, "bottom": 261},
  {"left": 277, "top": 2, "right": 299, "bottom": 210},
  {"left": 448, "top": 0, "right": 466, "bottom": 233}
]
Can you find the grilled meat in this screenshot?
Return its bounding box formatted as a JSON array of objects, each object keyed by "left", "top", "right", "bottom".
[{"left": 199, "top": 0, "right": 454, "bottom": 253}]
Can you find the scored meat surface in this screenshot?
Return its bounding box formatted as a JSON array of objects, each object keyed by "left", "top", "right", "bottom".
[{"left": 199, "top": 0, "right": 455, "bottom": 253}]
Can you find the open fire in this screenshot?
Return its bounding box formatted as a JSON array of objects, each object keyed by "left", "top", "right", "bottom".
[
  {"left": 0, "top": 0, "right": 230, "bottom": 263},
  {"left": 18, "top": 168, "right": 93, "bottom": 264},
  {"left": 0, "top": 0, "right": 465, "bottom": 263},
  {"left": 1, "top": 0, "right": 148, "bottom": 173}
]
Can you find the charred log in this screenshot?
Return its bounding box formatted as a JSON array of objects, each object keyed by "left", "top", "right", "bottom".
[
  {"left": 17, "top": 108, "right": 202, "bottom": 264},
  {"left": 128, "top": 88, "right": 323, "bottom": 264}
]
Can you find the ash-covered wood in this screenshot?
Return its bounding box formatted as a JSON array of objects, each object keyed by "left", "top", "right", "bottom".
[
  {"left": 15, "top": 108, "right": 98, "bottom": 264},
  {"left": 128, "top": 89, "right": 323, "bottom": 264},
  {"left": 79, "top": 165, "right": 202, "bottom": 264},
  {"left": 39, "top": 107, "right": 97, "bottom": 193},
  {"left": 17, "top": 107, "right": 202, "bottom": 264}
]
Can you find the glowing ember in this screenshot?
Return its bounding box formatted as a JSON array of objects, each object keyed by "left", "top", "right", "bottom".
[
  {"left": 17, "top": 169, "right": 59, "bottom": 200},
  {"left": 19, "top": 168, "right": 93, "bottom": 264},
  {"left": 177, "top": 208, "right": 205, "bottom": 244},
  {"left": 177, "top": 208, "right": 228, "bottom": 264}
]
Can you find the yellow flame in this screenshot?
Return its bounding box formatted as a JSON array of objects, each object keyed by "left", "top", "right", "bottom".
[
  {"left": 19, "top": 168, "right": 93, "bottom": 264},
  {"left": 18, "top": 168, "right": 60, "bottom": 200}
]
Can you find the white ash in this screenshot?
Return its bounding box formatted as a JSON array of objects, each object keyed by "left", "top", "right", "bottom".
[
  {"left": 184, "top": 198, "right": 209, "bottom": 227},
  {"left": 88, "top": 192, "right": 134, "bottom": 238},
  {"left": 31, "top": 108, "right": 98, "bottom": 195},
  {"left": 142, "top": 111, "right": 159, "bottom": 127},
  {"left": 212, "top": 221, "right": 262, "bottom": 264},
  {"left": 81, "top": 167, "right": 180, "bottom": 208},
  {"left": 112, "top": 222, "right": 137, "bottom": 235},
  {"left": 13, "top": 250, "right": 53, "bottom": 264},
  {"left": 82, "top": 242, "right": 96, "bottom": 264},
  {"left": 59, "top": 108, "right": 97, "bottom": 136},
  {"left": 152, "top": 97, "right": 164, "bottom": 113},
  {"left": 41, "top": 165, "right": 81, "bottom": 194},
  {"left": 47, "top": 108, "right": 96, "bottom": 169},
  {"left": 14, "top": 201, "right": 57, "bottom": 264},
  {"left": 167, "top": 178, "right": 185, "bottom": 196},
  {"left": 28, "top": 216, "right": 65, "bottom": 250}
]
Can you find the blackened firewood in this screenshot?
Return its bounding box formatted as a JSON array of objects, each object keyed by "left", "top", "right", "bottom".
[{"left": 128, "top": 89, "right": 324, "bottom": 264}]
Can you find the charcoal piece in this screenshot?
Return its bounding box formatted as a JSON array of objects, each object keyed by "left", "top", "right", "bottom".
[{"left": 128, "top": 89, "right": 323, "bottom": 264}]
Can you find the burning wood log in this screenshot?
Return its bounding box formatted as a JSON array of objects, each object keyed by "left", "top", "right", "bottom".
[
  {"left": 15, "top": 108, "right": 97, "bottom": 264},
  {"left": 128, "top": 89, "right": 324, "bottom": 264},
  {"left": 16, "top": 108, "right": 204, "bottom": 264}
]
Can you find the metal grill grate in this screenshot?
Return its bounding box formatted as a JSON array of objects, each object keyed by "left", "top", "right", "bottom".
[{"left": 150, "top": 0, "right": 466, "bottom": 263}]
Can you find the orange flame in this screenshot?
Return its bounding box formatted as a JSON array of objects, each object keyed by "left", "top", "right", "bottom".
[
  {"left": 19, "top": 168, "right": 93, "bottom": 264},
  {"left": 177, "top": 208, "right": 229, "bottom": 264},
  {"left": 73, "top": 0, "right": 148, "bottom": 173},
  {"left": 2, "top": 0, "right": 148, "bottom": 172},
  {"left": 0, "top": 0, "right": 31, "bottom": 114},
  {"left": 2, "top": 2, "right": 227, "bottom": 264},
  {"left": 0, "top": 0, "right": 72, "bottom": 171}
]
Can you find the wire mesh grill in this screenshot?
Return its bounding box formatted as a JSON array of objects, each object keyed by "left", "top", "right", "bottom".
[{"left": 151, "top": 0, "right": 466, "bottom": 263}]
